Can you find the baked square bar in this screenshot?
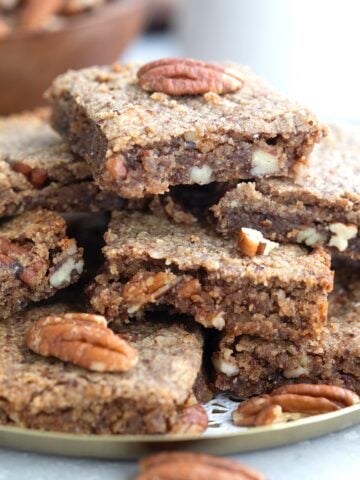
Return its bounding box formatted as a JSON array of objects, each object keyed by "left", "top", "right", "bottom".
[
  {"left": 0, "top": 209, "right": 83, "bottom": 318},
  {"left": 0, "top": 109, "right": 125, "bottom": 217},
  {"left": 0, "top": 303, "right": 204, "bottom": 434},
  {"left": 212, "top": 125, "right": 360, "bottom": 259},
  {"left": 47, "top": 62, "right": 325, "bottom": 198},
  {"left": 89, "top": 211, "right": 333, "bottom": 340},
  {"left": 213, "top": 267, "right": 360, "bottom": 397}
]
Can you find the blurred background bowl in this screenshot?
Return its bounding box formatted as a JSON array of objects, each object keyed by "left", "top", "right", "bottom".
[{"left": 0, "top": 0, "right": 146, "bottom": 114}]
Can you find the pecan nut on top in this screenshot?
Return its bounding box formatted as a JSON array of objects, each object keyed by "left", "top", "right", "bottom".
[
  {"left": 137, "top": 58, "right": 244, "bottom": 96},
  {"left": 26, "top": 312, "right": 138, "bottom": 372}
]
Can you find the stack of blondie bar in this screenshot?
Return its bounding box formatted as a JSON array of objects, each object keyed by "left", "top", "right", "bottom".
[{"left": 0, "top": 58, "right": 358, "bottom": 435}]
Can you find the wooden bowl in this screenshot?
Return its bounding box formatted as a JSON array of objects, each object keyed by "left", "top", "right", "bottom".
[{"left": 0, "top": 0, "right": 146, "bottom": 114}]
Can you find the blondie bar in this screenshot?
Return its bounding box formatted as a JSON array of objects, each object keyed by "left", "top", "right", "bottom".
[
  {"left": 213, "top": 267, "right": 360, "bottom": 397},
  {"left": 0, "top": 209, "right": 83, "bottom": 318},
  {"left": 0, "top": 303, "right": 204, "bottom": 434},
  {"left": 47, "top": 60, "right": 325, "bottom": 198},
  {"left": 0, "top": 110, "right": 124, "bottom": 216},
  {"left": 213, "top": 125, "right": 360, "bottom": 259},
  {"left": 89, "top": 211, "right": 333, "bottom": 340}
]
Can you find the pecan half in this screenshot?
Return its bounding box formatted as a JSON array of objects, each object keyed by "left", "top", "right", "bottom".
[
  {"left": 12, "top": 161, "right": 48, "bottom": 189},
  {"left": 26, "top": 312, "right": 138, "bottom": 372},
  {"left": 232, "top": 383, "right": 359, "bottom": 427},
  {"left": 170, "top": 403, "right": 208, "bottom": 435},
  {"left": 272, "top": 383, "right": 360, "bottom": 407},
  {"left": 138, "top": 452, "right": 266, "bottom": 480},
  {"left": 137, "top": 58, "right": 244, "bottom": 96}
]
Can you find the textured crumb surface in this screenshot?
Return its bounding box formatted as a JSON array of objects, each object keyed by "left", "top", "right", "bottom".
[
  {"left": 47, "top": 63, "right": 325, "bottom": 198},
  {"left": 0, "top": 209, "right": 83, "bottom": 318},
  {"left": 213, "top": 125, "right": 360, "bottom": 259},
  {"left": 0, "top": 109, "right": 125, "bottom": 216},
  {"left": 89, "top": 211, "right": 333, "bottom": 340},
  {"left": 213, "top": 267, "right": 360, "bottom": 397},
  {"left": 0, "top": 303, "right": 203, "bottom": 434}
]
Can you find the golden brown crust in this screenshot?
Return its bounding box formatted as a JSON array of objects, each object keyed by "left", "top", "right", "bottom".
[
  {"left": 0, "top": 110, "right": 125, "bottom": 217},
  {"left": 47, "top": 62, "right": 325, "bottom": 198}
]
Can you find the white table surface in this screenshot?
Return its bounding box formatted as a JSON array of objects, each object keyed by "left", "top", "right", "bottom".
[{"left": 1, "top": 33, "right": 359, "bottom": 480}]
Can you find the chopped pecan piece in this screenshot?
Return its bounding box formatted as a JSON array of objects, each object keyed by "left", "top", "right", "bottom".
[
  {"left": 106, "top": 155, "right": 127, "bottom": 181},
  {"left": 0, "top": 237, "right": 29, "bottom": 256},
  {"left": 138, "top": 452, "right": 266, "bottom": 480},
  {"left": 26, "top": 312, "right": 139, "bottom": 372},
  {"left": 0, "top": 237, "right": 46, "bottom": 287},
  {"left": 29, "top": 168, "right": 49, "bottom": 189},
  {"left": 137, "top": 58, "right": 244, "bottom": 96},
  {"left": 12, "top": 161, "right": 48, "bottom": 189},
  {"left": 17, "top": 259, "right": 47, "bottom": 287},
  {"left": 237, "top": 228, "right": 279, "bottom": 257},
  {"left": 177, "top": 278, "right": 201, "bottom": 299},
  {"left": 232, "top": 383, "right": 359, "bottom": 427},
  {"left": 122, "top": 271, "right": 179, "bottom": 314}
]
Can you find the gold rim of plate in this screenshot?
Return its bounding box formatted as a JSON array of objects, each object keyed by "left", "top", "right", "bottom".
[{"left": 0, "top": 404, "right": 359, "bottom": 459}]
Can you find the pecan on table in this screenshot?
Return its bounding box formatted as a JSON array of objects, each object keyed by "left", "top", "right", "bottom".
[
  {"left": 232, "top": 383, "right": 360, "bottom": 427},
  {"left": 26, "top": 312, "right": 139, "bottom": 372},
  {"left": 137, "top": 452, "right": 266, "bottom": 480},
  {"left": 137, "top": 58, "right": 244, "bottom": 96}
]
